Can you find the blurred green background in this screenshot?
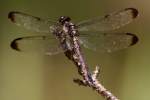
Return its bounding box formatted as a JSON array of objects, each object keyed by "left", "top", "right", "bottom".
[{"left": 0, "top": 0, "right": 150, "bottom": 100}]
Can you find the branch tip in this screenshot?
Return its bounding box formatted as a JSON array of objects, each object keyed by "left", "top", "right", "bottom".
[
  {"left": 92, "top": 65, "right": 100, "bottom": 79},
  {"left": 73, "top": 78, "right": 87, "bottom": 86}
]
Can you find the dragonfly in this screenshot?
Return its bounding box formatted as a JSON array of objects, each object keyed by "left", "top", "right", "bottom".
[{"left": 8, "top": 8, "right": 139, "bottom": 55}]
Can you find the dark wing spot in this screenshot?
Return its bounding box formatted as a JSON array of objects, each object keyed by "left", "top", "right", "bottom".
[
  {"left": 126, "top": 33, "right": 139, "bottom": 46},
  {"left": 8, "top": 11, "right": 19, "bottom": 23},
  {"left": 104, "top": 14, "right": 110, "bottom": 18},
  {"left": 8, "top": 11, "right": 41, "bottom": 22},
  {"left": 125, "top": 8, "right": 139, "bottom": 18},
  {"left": 10, "top": 38, "right": 22, "bottom": 51}
]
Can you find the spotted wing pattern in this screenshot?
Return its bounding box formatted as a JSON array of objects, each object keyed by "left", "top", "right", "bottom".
[
  {"left": 8, "top": 11, "right": 56, "bottom": 33},
  {"left": 10, "top": 35, "right": 65, "bottom": 55},
  {"left": 77, "top": 8, "right": 138, "bottom": 32},
  {"left": 8, "top": 8, "right": 139, "bottom": 55},
  {"left": 79, "top": 32, "right": 138, "bottom": 53}
]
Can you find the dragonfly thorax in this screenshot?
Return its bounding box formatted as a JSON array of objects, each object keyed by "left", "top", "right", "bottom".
[{"left": 57, "top": 16, "right": 79, "bottom": 51}]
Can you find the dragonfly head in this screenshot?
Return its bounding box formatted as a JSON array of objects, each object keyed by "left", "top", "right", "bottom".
[{"left": 59, "top": 16, "right": 71, "bottom": 25}]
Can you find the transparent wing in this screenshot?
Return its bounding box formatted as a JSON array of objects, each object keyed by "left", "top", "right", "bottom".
[
  {"left": 77, "top": 8, "right": 138, "bottom": 32},
  {"left": 79, "top": 32, "right": 138, "bottom": 53},
  {"left": 10, "top": 35, "right": 65, "bottom": 55},
  {"left": 8, "top": 11, "right": 56, "bottom": 33}
]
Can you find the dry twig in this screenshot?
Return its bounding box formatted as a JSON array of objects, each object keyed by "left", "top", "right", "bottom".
[{"left": 64, "top": 36, "right": 119, "bottom": 100}]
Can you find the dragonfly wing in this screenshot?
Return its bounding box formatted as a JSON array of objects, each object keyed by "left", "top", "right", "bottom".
[
  {"left": 8, "top": 11, "right": 56, "bottom": 33},
  {"left": 77, "top": 8, "right": 138, "bottom": 32},
  {"left": 10, "top": 35, "right": 65, "bottom": 55},
  {"left": 79, "top": 32, "right": 138, "bottom": 53}
]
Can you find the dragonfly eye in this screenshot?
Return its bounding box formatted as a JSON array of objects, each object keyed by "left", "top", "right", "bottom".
[{"left": 59, "top": 16, "right": 71, "bottom": 25}]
